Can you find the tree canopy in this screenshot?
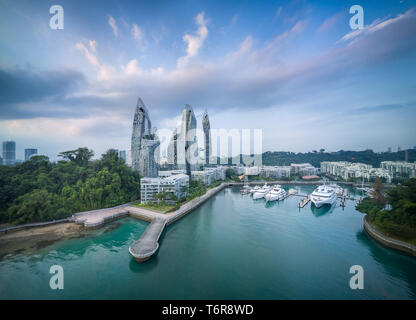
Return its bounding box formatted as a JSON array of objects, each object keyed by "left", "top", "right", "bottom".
[{"left": 0, "top": 148, "right": 140, "bottom": 225}]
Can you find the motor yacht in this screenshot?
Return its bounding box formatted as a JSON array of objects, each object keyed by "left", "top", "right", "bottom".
[
  {"left": 253, "top": 184, "right": 271, "bottom": 200},
  {"left": 265, "top": 185, "right": 287, "bottom": 202},
  {"left": 310, "top": 184, "right": 337, "bottom": 208}
]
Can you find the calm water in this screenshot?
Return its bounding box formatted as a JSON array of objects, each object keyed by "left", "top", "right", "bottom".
[{"left": 0, "top": 185, "right": 415, "bottom": 299}]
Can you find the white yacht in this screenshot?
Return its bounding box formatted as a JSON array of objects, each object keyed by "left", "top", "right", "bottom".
[
  {"left": 310, "top": 185, "right": 337, "bottom": 208},
  {"left": 249, "top": 185, "right": 261, "bottom": 195},
  {"left": 253, "top": 184, "right": 271, "bottom": 200},
  {"left": 265, "top": 185, "right": 287, "bottom": 202},
  {"left": 329, "top": 183, "right": 343, "bottom": 196}
]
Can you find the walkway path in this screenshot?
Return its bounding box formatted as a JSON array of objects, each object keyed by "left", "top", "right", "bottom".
[{"left": 73, "top": 183, "right": 228, "bottom": 262}]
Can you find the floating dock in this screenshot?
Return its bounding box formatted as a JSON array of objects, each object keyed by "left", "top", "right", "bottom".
[{"left": 298, "top": 196, "right": 311, "bottom": 208}]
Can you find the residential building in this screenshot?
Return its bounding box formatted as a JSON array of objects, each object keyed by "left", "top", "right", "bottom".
[
  {"left": 140, "top": 174, "right": 189, "bottom": 204},
  {"left": 380, "top": 161, "right": 416, "bottom": 178},
  {"left": 2, "top": 141, "right": 16, "bottom": 165},
  {"left": 320, "top": 161, "right": 391, "bottom": 183},
  {"left": 260, "top": 166, "right": 291, "bottom": 178},
  {"left": 131, "top": 98, "right": 160, "bottom": 177},
  {"left": 118, "top": 150, "right": 126, "bottom": 162},
  {"left": 25, "top": 148, "right": 38, "bottom": 161}
]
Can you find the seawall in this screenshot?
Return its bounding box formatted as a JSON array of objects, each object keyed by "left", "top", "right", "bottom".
[{"left": 363, "top": 215, "right": 416, "bottom": 257}]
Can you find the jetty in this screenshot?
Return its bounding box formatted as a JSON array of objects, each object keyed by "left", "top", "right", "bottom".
[
  {"left": 129, "top": 218, "right": 166, "bottom": 262},
  {"left": 72, "top": 183, "right": 227, "bottom": 263},
  {"left": 298, "top": 196, "right": 311, "bottom": 208}
]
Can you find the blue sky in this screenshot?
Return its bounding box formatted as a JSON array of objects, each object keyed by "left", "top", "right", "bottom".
[{"left": 0, "top": 0, "right": 415, "bottom": 160}]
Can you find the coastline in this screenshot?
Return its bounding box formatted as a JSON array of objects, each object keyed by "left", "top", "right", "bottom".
[
  {"left": 0, "top": 183, "right": 229, "bottom": 260},
  {"left": 363, "top": 215, "right": 416, "bottom": 257},
  {"left": 0, "top": 222, "right": 85, "bottom": 259}
]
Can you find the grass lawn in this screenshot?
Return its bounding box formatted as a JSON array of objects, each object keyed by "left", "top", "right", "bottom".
[{"left": 131, "top": 201, "right": 177, "bottom": 214}]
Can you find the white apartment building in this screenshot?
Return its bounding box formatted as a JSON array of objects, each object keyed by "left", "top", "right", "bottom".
[
  {"left": 260, "top": 166, "right": 291, "bottom": 178},
  {"left": 320, "top": 161, "right": 392, "bottom": 183},
  {"left": 191, "top": 166, "right": 226, "bottom": 186},
  {"left": 140, "top": 174, "right": 189, "bottom": 204},
  {"left": 380, "top": 161, "right": 416, "bottom": 178},
  {"left": 244, "top": 166, "right": 260, "bottom": 176},
  {"left": 290, "top": 163, "right": 318, "bottom": 175},
  {"left": 158, "top": 169, "right": 186, "bottom": 177}
]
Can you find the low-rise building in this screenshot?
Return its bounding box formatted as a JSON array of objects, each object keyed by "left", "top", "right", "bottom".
[
  {"left": 140, "top": 174, "right": 189, "bottom": 204},
  {"left": 290, "top": 163, "right": 318, "bottom": 175},
  {"left": 380, "top": 161, "right": 416, "bottom": 178},
  {"left": 191, "top": 166, "right": 226, "bottom": 186},
  {"left": 244, "top": 166, "right": 260, "bottom": 176},
  {"left": 320, "top": 161, "right": 392, "bottom": 183},
  {"left": 260, "top": 166, "right": 291, "bottom": 178}
]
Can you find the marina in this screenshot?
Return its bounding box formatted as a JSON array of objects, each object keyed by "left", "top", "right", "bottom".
[{"left": 1, "top": 184, "right": 415, "bottom": 300}]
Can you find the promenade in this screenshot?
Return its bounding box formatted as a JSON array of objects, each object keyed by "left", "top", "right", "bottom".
[{"left": 73, "top": 183, "right": 228, "bottom": 262}]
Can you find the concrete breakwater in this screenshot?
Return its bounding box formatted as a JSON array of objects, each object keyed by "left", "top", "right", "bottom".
[
  {"left": 73, "top": 183, "right": 228, "bottom": 262},
  {"left": 363, "top": 215, "right": 416, "bottom": 257}
]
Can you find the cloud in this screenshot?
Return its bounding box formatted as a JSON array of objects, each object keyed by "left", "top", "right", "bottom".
[
  {"left": 318, "top": 12, "right": 343, "bottom": 32},
  {"left": 0, "top": 67, "right": 85, "bottom": 116},
  {"left": 340, "top": 8, "right": 415, "bottom": 42},
  {"left": 108, "top": 15, "right": 118, "bottom": 37},
  {"left": 275, "top": 7, "right": 283, "bottom": 20},
  {"left": 131, "top": 24, "right": 146, "bottom": 49},
  {"left": 177, "top": 12, "right": 208, "bottom": 68},
  {"left": 75, "top": 39, "right": 115, "bottom": 81}
]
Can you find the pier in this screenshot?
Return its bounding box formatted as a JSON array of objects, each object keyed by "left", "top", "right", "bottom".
[
  {"left": 298, "top": 195, "right": 311, "bottom": 208},
  {"left": 129, "top": 218, "right": 167, "bottom": 262},
  {"left": 72, "top": 183, "right": 227, "bottom": 263}
]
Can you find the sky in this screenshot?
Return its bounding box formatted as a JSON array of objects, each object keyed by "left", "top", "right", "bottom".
[{"left": 0, "top": 0, "right": 416, "bottom": 161}]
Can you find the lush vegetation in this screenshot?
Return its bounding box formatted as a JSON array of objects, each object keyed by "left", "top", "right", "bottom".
[
  {"left": 0, "top": 148, "right": 140, "bottom": 225},
  {"left": 136, "top": 179, "right": 224, "bottom": 213},
  {"left": 356, "top": 178, "right": 416, "bottom": 245},
  {"left": 262, "top": 149, "right": 415, "bottom": 168}
]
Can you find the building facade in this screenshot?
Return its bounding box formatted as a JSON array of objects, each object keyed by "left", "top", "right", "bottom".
[
  {"left": 131, "top": 98, "right": 159, "bottom": 177},
  {"left": 321, "top": 161, "right": 392, "bottom": 183},
  {"left": 2, "top": 141, "right": 16, "bottom": 165},
  {"left": 24, "top": 148, "right": 38, "bottom": 161},
  {"left": 140, "top": 174, "right": 189, "bottom": 204},
  {"left": 380, "top": 161, "right": 416, "bottom": 178},
  {"left": 202, "top": 109, "right": 211, "bottom": 165},
  {"left": 260, "top": 166, "right": 291, "bottom": 178}
]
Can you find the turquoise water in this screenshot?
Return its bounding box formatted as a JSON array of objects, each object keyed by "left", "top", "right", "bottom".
[{"left": 0, "top": 185, "right": 415, "bottom": 299}]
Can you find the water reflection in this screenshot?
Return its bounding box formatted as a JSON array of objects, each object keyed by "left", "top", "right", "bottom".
[
  {"left": 310, "top": 203, "right": 335, "bottom": 217},
  {"left": 355, "top": 230, "right": 416, "bottom": 299}
]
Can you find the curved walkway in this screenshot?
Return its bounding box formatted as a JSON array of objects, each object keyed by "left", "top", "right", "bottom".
[
  {"left": 73, "top": 183, "right": 228, "bottom": 262},
  {"left": 363, "top": 215, "right": 416, "bottom": 257}
]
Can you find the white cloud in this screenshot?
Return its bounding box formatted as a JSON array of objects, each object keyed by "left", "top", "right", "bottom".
[
  {"left": 131, "top": 24, "right": 146, "bottom": 49},
  {"left": 177, "top": 12, "right": 208, "bottom": 68},
  {"left": 75, "top": 39, "right": 115, "bottom": 81},
  {"left": 340, "top": 8, "right": 415, "bottom": 42},
  {"left": 108, "top": 15, "right": 118, "bottom": 37}
]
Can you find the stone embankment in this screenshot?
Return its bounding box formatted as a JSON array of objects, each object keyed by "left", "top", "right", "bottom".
[{"left": 363, "top": 215, "right": 416, "bottom": 257}]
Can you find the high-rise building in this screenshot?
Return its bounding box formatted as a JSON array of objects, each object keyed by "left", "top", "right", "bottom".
[
  {"left": 202, "top": 109, "right": 211, "bottom": 165},
  {"left": 2, "top": 141, "right": 16, "bottom": 165},
  {"left": 25, "top": 148, "right": 38, "bottom": 161},
  {"left": 387, "top": 147, "right": 392, "bottom": 153},
  {"left": 131, "top": 98, "right": 159, "bottom": 177},
  {"left": 118, "top": 150, "right": 126, "bottom": 161},
  {"left": 398, "top": 146, "right": 401, "bottom": 152},
  {"left": 167, "top": 128, "right": 178, "bottom": 169},
  {"left": 178, "top": 104, "right": 198, "bottom": 177}
]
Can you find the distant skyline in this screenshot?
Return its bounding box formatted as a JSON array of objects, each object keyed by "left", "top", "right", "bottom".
[{"left": 1, "top": 0, "right": 416, "bottom": 160}]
